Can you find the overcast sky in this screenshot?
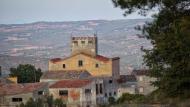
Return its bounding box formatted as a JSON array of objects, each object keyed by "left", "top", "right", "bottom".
[{"left": 0, "top": 0, "right": 151, "bottom": 24}]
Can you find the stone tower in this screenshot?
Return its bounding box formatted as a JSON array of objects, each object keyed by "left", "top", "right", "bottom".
[{"left": 71, "top": 34, "right": 98, "bottom": 56}]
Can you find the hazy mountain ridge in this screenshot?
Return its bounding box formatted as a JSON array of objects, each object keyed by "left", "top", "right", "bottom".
[{"left": 0, "top": 19, "right": 152, "bottom": 75}]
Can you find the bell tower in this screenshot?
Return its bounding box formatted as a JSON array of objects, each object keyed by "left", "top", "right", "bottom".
[{"left": 71, "top": 34, "right": 98, "bottom": 56}]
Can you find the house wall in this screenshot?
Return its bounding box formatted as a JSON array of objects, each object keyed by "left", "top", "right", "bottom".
[
  {"left": 136, "top": 75, "right": 157, "bottom": 95},
  {"left": 0, "top": 93, "right": 33, "bottom": 107},
  {"left": 117, "top": 81, "right": 137, "bottom": 97},
  {"left": 0, "top": 84, "right": 48, "bottom": 107},
  {"left": 49, "top": 82, "right": 96, "bottom": 107},
  {"left": 117, "top": 87, "right": 136, "bottom": 98},
  {"left": 49, "top": 54, "right": 113, "bottom": 76},
  {"left": 93, "top": 77, "right": 118, "bottom": 104}
]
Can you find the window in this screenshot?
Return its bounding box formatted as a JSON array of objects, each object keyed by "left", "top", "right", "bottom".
[
  {"left": 88, "top": 41, "right": 93, "bottom": 44},
  {"left": 114, "top": 91, "right": 117, "bottom": 96},
  {"left": 59, "top": 90, "right": 68, "bottom": 96},
  {"left": 95, "top": 63, "right": 99, "bottom": 68},
  {"left": 85, "top": 89, "right": 91, "bottom": 94},
  {"left": 105, "top": 93, "right": 107, "bottom": 97},
  {"left": 78, "top": 60, "right": 83, "bottom": 67},
  {"left": 99, "top": 84, "right": 103, "bottom": 94},
  {"left": 38, "top": 91, "right": 43, "bottom": 95},
  {"left": 109, "top": 80, "right": 113, "bottom": 84},
  {"left": 109, "top": 92, "right": 112, "bottom": 97},
  {"left": 73, "top": 41, "right": 78, "bottom": 46},
  {"left": 96, "top": 84, "right": 99, "bottom": 95},
  {"left": 81, "top": 41, "right": 85, "bottom": 44},
  {"left": 12, "top": 98, "right": 22, "bottom": 102},
  {"left": 63, "top": 64, "right": 66, "bottom": 68}
]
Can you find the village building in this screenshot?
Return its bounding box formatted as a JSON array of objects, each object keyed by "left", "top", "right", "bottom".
[
  {"left": 48, "top": 35, "right": 120, "bottom": 77},
  {"left": 49, "top": 79, "right": 96, "bottom": 107},
  {"left": 0, "top": 82, "right": 48, "bottom": 107},
  {"left": 88, "top": 76, "right": 119, "bottom": 105},
  {"left": 40, "top": 70, "right": 91, "bottom": 84},
  {"left": 117, "top": 75, "right": 137, "bottom": 97},
  {"left": 132, "top": 69, "right": 157, "bottom": 95}
]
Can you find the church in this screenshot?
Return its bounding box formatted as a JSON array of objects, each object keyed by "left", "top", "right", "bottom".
[{"left": 48, "top": 35, "right": 120, "bottom": 77}]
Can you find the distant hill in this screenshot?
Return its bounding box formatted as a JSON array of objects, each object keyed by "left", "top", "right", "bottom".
[{"left": 0, "top": 19, "right": 152, "bottom": 75}]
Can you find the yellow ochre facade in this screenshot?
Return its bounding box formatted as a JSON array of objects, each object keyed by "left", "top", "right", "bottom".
[{"left": 48, "top": 35, "right": 120, "bottom": 77}]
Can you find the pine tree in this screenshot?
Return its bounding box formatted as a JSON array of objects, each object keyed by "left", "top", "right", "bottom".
[{"left": 112, "top": 0, "right": 190, "bottom": 98}]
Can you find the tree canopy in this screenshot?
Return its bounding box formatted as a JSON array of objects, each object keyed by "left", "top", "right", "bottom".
[
  {"left": 112, "top": 0, "right": 190, "bottom": 98},
  {"left": 10, "top": 64, "right": 43, "bottom": 83}
]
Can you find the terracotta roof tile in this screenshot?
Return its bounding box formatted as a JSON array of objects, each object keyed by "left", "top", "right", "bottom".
[
  {"left": 49, "top": 79, "right": 92, "bottom": 88},
  {"left": 95, "top": 55, "right": 110, "bottom": 62},
  {"left": 50, "top": 58, "right": 62, "bottom": 63},
  {"left": 0, "top": 82, "right": 47, "bottom": 96},
  {"left": 41, "top": 70, "right": 91, "bottom": 79}
]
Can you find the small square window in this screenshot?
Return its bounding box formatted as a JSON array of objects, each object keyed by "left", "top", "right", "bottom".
[
  {"left": 109, "top": 80, "right": 113, "bottom": 84},
  {"left": 114, "top": 91, "right": 117, "bottom": 96},
  {"left": 95, "top": 63, "right": 99, "bottom": 68},
  {"left": 59, "top": 90, "right": 68, "bottom": 96},
  {"left": 85, "top": 89, "right": 91, "bottom": 94},
  {"left": 38, "top": 91, "right": 43, "bottom": 95},
  {"left": 105, "top": 93, "right": 107, "bottom": 97},
  {"left": 63, "top": 64, "right": 66, "bottom": 68},
  {"left": 78, "top": 60, "right": 83, "bottom": 67},
  {"left": 88, "top": 41, "right": 93, "bottom": 44},
  {"left": 81, "top": 41, "right": 85, "bottom": 44},
  {"left": 109, "top": 92, "right": 112, "bottom": 97},
  {"left": 73, "top": 41, "right": 78, "bottom": 46}
]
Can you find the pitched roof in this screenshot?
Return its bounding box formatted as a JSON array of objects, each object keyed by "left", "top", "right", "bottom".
[
  {"left": 41, "top": 70, "right": 91, "bottom": 80},
  {"left": 117, "top": 75, "right": 137, "bottom": 83},
  {"left": 95, "top": 55, "right": 109, "bottom": 62},
  {"left": 132, "top": 69, "right": 149, "bottom": 76},
  {"left": 0, "top": 82, "right": 47, "bottom": 96},
  {"left": 50, "top": 58, "right": 62, "bottom": 63},
  {"left": 49, "top": 52, "right": 113, "bottom": 63},
  {"left": 49, "top": 79, "right": 92, "bottom": 88}
]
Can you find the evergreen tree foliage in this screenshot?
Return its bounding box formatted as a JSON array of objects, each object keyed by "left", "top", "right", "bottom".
[
  {"left": 54, "top": 98, "right": 65, "bottom": 107},
  {"left": 10, "top": 64, "right": 43, "bottom": 83},
  {"left": 112, "top": 0, "right": 190, "bottom": 98},
  {"left": 47, "top": 95, "right": 54, "bottom": 107}
]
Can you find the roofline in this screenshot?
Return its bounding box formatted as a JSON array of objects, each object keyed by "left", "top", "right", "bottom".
[{"left": 49, "top": 52, "right": 117, "bottom": 63}]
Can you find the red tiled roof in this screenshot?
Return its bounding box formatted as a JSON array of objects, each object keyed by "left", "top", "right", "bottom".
[
  {"left": 95, "top": 55, "right": 110, "bottom": 62},
  {"left": 50, "top": 58, "right": 62, "bottom": 63},
  {"left": 0, "top": 82, "right": 47, "bottom": 96},
  {"left": 41, "top": 70, "right": 91, "bottom": 79},
  {"left": 49, "top": 79, "right": 92, "bottom": 88}
]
